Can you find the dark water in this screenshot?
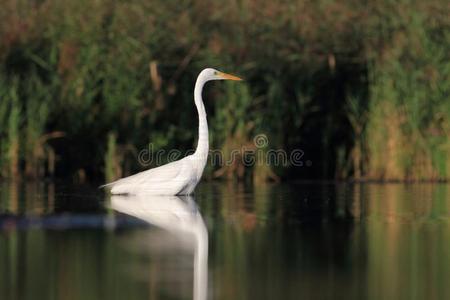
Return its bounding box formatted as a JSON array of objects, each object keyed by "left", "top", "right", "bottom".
[{"left": 0, "top": 182, "right": 449, "bottom": 300}]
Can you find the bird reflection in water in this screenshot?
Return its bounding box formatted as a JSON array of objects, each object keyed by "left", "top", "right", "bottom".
[{"left": 110, "top": 195, "right": 208, "bottom": 300}]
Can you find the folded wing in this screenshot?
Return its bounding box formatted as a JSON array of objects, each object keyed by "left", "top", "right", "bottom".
[{"left": 103, "top": 158, "right": 192, "bottom": 195}]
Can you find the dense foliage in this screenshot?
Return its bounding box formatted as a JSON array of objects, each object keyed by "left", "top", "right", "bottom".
[{"left": 0, "top": 0, "right": 449, "bottom": 182}]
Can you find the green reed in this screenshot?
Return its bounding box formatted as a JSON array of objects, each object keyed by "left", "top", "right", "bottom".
[{"left": 0, "top": 0, "right": 448, "bottom": 182}]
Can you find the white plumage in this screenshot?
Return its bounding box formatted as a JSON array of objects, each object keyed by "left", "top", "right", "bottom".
[{"left": 102, "top": 68, "right": 242, "bottom": 195}]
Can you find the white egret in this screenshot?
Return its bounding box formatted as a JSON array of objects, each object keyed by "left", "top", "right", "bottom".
[{"left": 102, "top": 68, "right": 242, "bottom": 195}]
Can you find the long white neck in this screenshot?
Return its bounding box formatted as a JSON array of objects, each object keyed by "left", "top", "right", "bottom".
[{"left": 193, "top": 76, "right": 209, "bottom": 163}]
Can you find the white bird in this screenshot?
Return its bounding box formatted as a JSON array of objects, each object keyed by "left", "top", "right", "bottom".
[
  {"left": 102, "top": 68, "right": 242, "bottom": 195},
  {"left": 110, "top": 195, "right": 208, "bottom": 300}
]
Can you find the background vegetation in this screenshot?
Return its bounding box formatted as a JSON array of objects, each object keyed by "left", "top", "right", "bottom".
[{"left": 0, "top": 0, "right": 449, "bottom": 182}]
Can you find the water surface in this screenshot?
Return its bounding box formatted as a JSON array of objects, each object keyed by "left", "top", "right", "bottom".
[{"left": 0, "top": 182, "right": 449, "bottom": 300}]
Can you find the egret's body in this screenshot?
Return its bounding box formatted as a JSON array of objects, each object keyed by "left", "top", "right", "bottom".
[{"left": 102, "top": 68, "right": 242, "bottom": 195}]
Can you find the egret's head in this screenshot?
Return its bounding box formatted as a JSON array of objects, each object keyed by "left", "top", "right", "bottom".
[{"left": 200, "top": 68, "right": 243, "bottom": 82}]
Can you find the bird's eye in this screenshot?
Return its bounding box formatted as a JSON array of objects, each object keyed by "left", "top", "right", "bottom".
[{"left": 214, "top": 71, "right": 218, "bottom": 75}]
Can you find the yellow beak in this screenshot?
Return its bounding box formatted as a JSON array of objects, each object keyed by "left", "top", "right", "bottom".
[{"left": 218, "top": 71, "right": 243, "bottom": 81}]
